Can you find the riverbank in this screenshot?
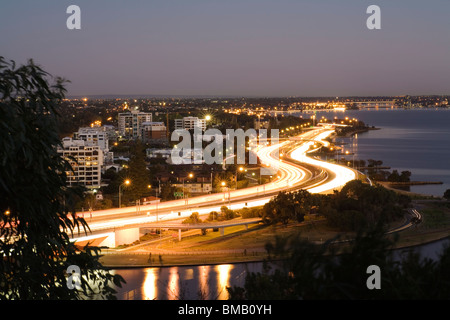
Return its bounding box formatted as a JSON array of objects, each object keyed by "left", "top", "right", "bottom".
[
  {"left": 99, "top": 197, "right": 450, "bottom": 268},
  {"left": 337, "top": 126, "right": 381, "bottom": 138},
  {"left": 376, "top": 181, "right": 442, "bottom": 199}
]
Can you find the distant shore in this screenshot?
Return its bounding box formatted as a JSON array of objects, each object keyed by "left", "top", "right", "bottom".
[
  {"left": 385, "top": 181, "right": 443, "bottom": 185},
  {"left": 338, "top": 126, "right": 380, "bottom": 138}
]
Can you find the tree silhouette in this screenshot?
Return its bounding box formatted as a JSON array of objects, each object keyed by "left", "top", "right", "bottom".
[
  {"left": 122, "top": 140, "right": 150, "bottom": 205},
  {"left": 0, "top": 57, "right": 124, "bottom": 299}
]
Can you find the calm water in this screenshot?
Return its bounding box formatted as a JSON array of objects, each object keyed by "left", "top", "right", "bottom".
[
  {"left": 113, "top": 262, "right": 264, "bottom": 300},
  {"left": 113, "top": 108, "right": 450, "bottom": 300},
  {"left": 303, "top": 108, "right": 450, "bottom": 197},
  {"left": 113, "top": 238, "right": 450, "bottom": 300}
]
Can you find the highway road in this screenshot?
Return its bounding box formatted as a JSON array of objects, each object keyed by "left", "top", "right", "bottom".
[{"left": 73, "top": 126, "right": 357, "bottom": 240}]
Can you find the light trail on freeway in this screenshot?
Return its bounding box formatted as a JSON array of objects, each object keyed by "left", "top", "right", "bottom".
[{"left": 73, "top": 126, "right": 357, "bottom": 239}]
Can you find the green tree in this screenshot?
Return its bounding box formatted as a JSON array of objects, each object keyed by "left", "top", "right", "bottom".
[
  {"left": 220, "top": 205, "right": 236, "bottom": 220},
  {"left": 159, "top": 182, "right": 183, "bottom": 201},
  {"left": 262, "top": 190, "right": 311, "bottom": 225},
  {"left": 0, "top": 57, "right": 124, "bottom": 299},
  {"left": 182, "top": 212, "right": 202, "bottom": 224},
  {"left": 122, "top": 140, "right": 150, "bottom": 205},
  {"left": 444, "top": 189, "right": 450, "bottom": 200},
  {"left": 400, "top": 170, "right": 411, "bottom": 182},
  {"left": 387, "top": 169, "right": 401, "bottom": 182}
]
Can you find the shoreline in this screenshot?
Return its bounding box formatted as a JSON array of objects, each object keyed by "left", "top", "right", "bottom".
[
  {"left": 101, "top": 231, "right": 450, "bottom": 269},
  {"left": 337, "top": 126, "right": 380, "bottom": 138},
  {"left": 100, "top": 202, "right": 450, "bottom": 268},
  {"left": 383, "top": 181, "right": 443, "bottom": 185},
  {"left": 102, "top": 124, "right": 450, "bottom": 269}
]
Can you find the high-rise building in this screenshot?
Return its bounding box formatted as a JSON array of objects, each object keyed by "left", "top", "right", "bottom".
[
  {"left": 174, "top": 116, "right": 206, "bottom": 131},
  {"left": 58, "top": 138, "right": 104, "bottom": 189},
  {"left": 118, "top": 109, "right": 152, "bottom": 139},
  {"left": 73, "top": 126, "right": 114, "bottom": 164},
  {"left": 73, "top": 127, "right": 109, "bottom": 150}
]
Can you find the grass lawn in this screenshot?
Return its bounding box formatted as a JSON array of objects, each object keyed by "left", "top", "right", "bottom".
[{"left": 99, "top": 201, "right": 450, "bottom": 267}]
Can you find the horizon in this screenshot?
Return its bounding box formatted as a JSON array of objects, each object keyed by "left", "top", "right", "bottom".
[
  {"left": 2, "top": 1, "right": 450, "bottom": 97},
  {"left": 65, "top": 94, "right": 448, "bottom": 99}
]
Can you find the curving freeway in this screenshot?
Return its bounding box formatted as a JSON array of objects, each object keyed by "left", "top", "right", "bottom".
[{"left": 73, "top": 126, "right": 357, "bottom": 241}]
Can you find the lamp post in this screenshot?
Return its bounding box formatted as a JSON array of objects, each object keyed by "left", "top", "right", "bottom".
[
  {"left": 221, "top": 181, "right": 226, "bottom": 202},
  {"left": 182, "top": 173, "right": 194, "bottom": 213},
  {"left": 182, "top": 173, "right": 194, "bottom": 199},
  {"left": 118, "top": 179, "right": 130, "bottom": 208},
  {"left": 221, "top": 181, "right": 230, "bottom": 208},
  {"left": 236, "top": 166, "right": 244, "bottom": 190}
]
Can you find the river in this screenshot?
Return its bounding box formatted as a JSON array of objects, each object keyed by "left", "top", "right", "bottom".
[
  {"left": 112, "top": 237, "right": 450, "bottom": 300},
  {"left": 302, "top": 107, "right": 450, "bottom": 197},
  {"left": 112, "top": 108, "right": 450, "bottom": 300}
]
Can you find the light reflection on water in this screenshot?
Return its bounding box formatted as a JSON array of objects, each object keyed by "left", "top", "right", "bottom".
[
  {"left": 114, "top": 239, "right": 450, "bottom": 300},
  {"left": 114, "top": 262, "right": 260, "bottom": 300},
  {"left": 216, "top": 264, "right": 233, "bottom": 300},
  {"left": 143, "top": 268, "right": 157, "bottom": 300}
]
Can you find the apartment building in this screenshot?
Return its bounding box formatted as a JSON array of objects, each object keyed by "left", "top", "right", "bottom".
[
  {"left": 58, "top": 138, "right": 104, "bottom": 189},
  {"left": 73, "top": 126, "right": 114, "bottom": 164},
  {"left": 140, "top": 121, "right": 167, "bottom": 143},
  {"left": 174, "top": 116, "right": 206, "bottom": 131},
  {"left": 118, "top": 109, "right": 152, "bottom": 139}
]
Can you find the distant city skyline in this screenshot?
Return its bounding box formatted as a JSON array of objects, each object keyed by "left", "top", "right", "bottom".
[{"left": 1, "top": 0, "right": 450, "bottom": 97}]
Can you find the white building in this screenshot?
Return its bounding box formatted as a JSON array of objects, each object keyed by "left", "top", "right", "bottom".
[
  {"left": 167, "top": 148, "right": 204, "bottom": 165},
  {"left": 174, "top": 116, "right": 206, "bottom": 131},
  {"left": 172, "top": 182, "right": 212, "bottom": 195},
  {"left": 146, "top": 148, "right": 172, "bottom": 160},
  {"left": 58, "top": 138, "right": 104, "bottom": 189},
  {"left": 73, "top": 127, "right": 109, "bottom": 150},
  {"left": 118, "top": 110, "right": 152, "bottom": 139},
  {"left": 73, "top": 127, "right": 114, "bottom": 165}
]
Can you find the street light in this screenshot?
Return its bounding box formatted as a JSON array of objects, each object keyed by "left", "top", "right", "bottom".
[
  {"left": 221, "top": 181, "right": 226, "bottom": 201},
  {"left": 182, "top": 173, "right": 194, "bottom": 199},
  {"left": 221, "top": 181, "right": 230, "bottom": 207},
  {"left": 118, "top": 179, "right": 130, "bottom": 208},
  {"left": 236, "top": 166, "right": 244, "bottom": 189}
]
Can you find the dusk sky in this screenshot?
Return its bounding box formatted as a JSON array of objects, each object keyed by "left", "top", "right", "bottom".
[{"left": 1, "top": 0, "right": 450, "bottom": 97}]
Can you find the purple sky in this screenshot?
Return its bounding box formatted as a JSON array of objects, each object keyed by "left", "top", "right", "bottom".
[{"left": 1, "top": 0, "right": 450, "bottom": 97}]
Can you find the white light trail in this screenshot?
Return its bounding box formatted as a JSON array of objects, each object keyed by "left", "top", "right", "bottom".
[{"left": 72, "top": 127, "right": 356, "bottom": 236}]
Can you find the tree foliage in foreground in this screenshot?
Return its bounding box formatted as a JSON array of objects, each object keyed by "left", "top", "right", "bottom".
[
  {"left": 227, "top": 225, "right": 450, "bottom": 299},
  {"left": 0, "top": 57, "right": 125, "bottom": 299}
]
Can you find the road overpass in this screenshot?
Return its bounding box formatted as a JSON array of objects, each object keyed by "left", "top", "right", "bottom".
[{"left": 72, "top": 127, "right": 357, "bottom": 247}]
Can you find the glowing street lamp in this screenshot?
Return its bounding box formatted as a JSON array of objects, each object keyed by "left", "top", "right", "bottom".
[
  {"left": 236, "top": 166, "right": 244, "bottom": 189},
  {"left": 182, "top": 173, "right": 194, "bottom": 199},
  {"left": 118, "top": 179, "right": 130, "bottom": 208}
]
